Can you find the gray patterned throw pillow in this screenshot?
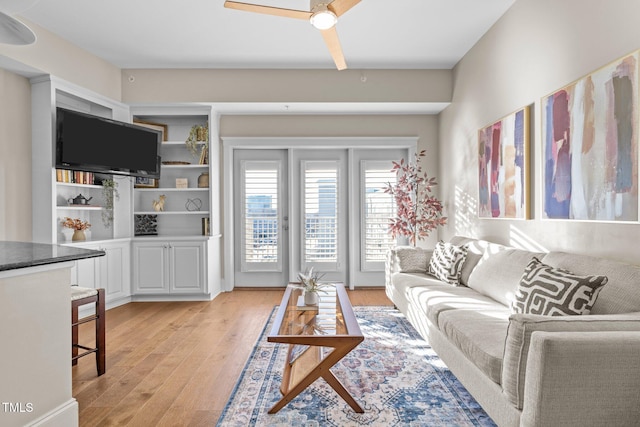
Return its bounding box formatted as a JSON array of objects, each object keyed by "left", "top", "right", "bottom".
[
  {"left": 512, "top": 257, "right": 608, "bottom": 315},
  {"left": 428, "top": 241, "right": 468, "bottom": 285},
  {"left": 395, "top": 247, "right": 430, "bottom": 273}
]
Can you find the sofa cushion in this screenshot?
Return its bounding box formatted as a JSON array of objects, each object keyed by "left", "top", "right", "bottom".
[
  {"left": 437, "top": 308, "right": 511, "bottom": 384},
  {"left": 428, "top": 241, "right": 468, "bottom": 285},
  {"left": 513, "top": 257, "right": 607, "bottom": 316},
  {"left": 393, "top": 246, "right": 432, "bottom": 273},
  {"left": 405, "top": 281, "right": 507, "bottom": 328},
  {"left": 391, "top": 272, "right": 445, "bottom": 295},
  {"left": 541, "top": 252, "right": 640, "bottom": 315},
  {"left": 467, "top": 246, "right": 544, "bottom": 307},
  {"left": 449, "top": 236, "right": 483, "bottom": 286},
  {"left": 502, "top": 312, "right": 640, "bottom": 410}
]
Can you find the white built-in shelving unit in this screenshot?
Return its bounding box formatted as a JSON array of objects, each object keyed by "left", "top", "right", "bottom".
[
  {"left": 31, "top": 78, "right": 221, "bottom": 305},
  {"left": 129, "top": 106, "right": 220, "bottom": 299},
  {"left": 31, "top": 75, "right": 133, "bottom": 309}
]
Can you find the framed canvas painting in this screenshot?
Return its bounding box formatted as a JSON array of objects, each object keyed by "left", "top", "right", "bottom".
[
  {"left": 542, "top": 51, "right": 639, "bottom": 222},
  {"left": 478, "top": 106, "right": 531, "bottom": 219}
]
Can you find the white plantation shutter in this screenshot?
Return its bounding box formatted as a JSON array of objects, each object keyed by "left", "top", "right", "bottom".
[
  {"left": 241, "top": 161, "right": 281, "bottom": 271},
  {"left": 303, "top": 161, "right": 339, "bottom": 267},
  {"left": 362, "top": 161, "right": 396, "bottom": 270}
]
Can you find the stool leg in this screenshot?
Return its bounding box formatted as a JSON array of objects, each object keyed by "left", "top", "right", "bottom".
[
  {"left": 96, "top": 289, "right": 106, "bottom": 376},
  {"left": 72, "top": 302, "right": 79, "bottom": 366}
]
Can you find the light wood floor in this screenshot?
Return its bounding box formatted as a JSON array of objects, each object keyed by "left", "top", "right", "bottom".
[{"left": 73, "top": 288, "right": 392, "bottom": 426}]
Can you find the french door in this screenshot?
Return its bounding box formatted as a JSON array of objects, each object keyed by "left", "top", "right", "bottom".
[
  {"left": 290, "top": 149, "right": 348, "bottom": 284},
  {"left": 233, "top": 149, "right": 289, "bottom": 287},
  {"left": 229, "top": 141, "right": 411, "bottom": 288}
]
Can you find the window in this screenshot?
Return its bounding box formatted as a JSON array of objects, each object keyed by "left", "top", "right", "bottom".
[
  {"left": 303, "top": 161, "right": 338, "bottom": 265},
  {"left": 362, "top": 161, "right": 396, "bottom": 269},
  {"left": 241, "top": 161, "right": 280, "bottom": 268}
]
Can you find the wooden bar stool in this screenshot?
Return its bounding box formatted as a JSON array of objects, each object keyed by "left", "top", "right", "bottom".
[{"left": 71, "top": 286, "right": 106, "bottom": 376}]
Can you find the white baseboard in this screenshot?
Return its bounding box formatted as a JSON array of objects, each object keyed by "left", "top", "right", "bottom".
[
  {"left": 106, "top": 296, "right": 132, "bottom": 310},
  {"left": 27, "top": 399, "right": 78, "bottom": 427},
  {"left": 131, "top": 293, "right": 214, "bottom": 302}
]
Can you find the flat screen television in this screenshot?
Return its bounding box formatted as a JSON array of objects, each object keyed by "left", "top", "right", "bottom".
[{"left": 55, "top": 107, "right": 161, "bottom": 178}]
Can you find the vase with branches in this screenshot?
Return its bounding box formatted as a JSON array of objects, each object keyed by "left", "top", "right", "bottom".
[
  {"left": 62, "top": 217, "right": 91, "bottom": 242},
  {"left": 384, "top": 150, "right": 447, "bottom": 245}
]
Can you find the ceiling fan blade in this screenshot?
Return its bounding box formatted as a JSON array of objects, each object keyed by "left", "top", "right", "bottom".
[
  {"left": 224, "top": 1, "right": 311, "bottom": 20},
  {"left": 320, "top": 27, "right": 347, "bottom": 70},
  {"left": 327, "top": 0, "right": 361, "bottom": 17}
]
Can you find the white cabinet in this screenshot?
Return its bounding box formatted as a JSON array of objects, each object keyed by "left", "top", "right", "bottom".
[
  {"left": 72, "top": 239, "right": 131, "bottom": 308},
  {"left": 132, "top": 239, "right": 207, "bottom": 296}
]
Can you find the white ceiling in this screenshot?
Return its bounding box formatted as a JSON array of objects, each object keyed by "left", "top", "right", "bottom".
[{"left": 12, "top": 0, "right": 516, "bottom": 70}]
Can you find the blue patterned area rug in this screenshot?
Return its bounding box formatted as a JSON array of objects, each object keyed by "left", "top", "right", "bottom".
[{"left": 217, "top": 306, "right": 496, "bottom": 427}]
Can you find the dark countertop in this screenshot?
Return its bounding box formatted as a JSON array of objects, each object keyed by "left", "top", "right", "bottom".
[{"left": 0, "top": 241, "right": 105, "bottom": 272}]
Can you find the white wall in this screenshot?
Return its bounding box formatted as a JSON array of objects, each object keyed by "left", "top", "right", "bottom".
[
  {"left": 121, "top": 69, "right": 451, "bottom": 104},
  {"left": 0, "top": 69, "right": 31, "bottom": 241},
  {"left": 439, "top": 0, "right": 640, "bottom": 264}
]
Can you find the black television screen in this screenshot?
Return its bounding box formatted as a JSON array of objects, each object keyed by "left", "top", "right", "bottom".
[{"left": 56, "top": 107, "right": 161, "bottom": 178}]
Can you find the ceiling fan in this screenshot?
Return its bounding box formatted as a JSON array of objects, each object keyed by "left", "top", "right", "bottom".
[{"left": 224, "top": 0, "right": 361, "bottom": 70}]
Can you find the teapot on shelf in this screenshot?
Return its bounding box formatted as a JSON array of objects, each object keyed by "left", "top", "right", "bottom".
[{"left": 68, "top": 194, "right": 93, "bottom": 205}]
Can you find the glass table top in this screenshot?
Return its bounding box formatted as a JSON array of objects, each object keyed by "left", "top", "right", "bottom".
[{"left": 270, "top": 283, "right": 360, "bottom": 338}]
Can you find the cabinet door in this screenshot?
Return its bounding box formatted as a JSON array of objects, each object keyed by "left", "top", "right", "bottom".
[
  {"left": 169, "top": 241, "right": 205, "bottom": 294},
  {"left": 132, "top": 243, "right": 169, "bottom": 293},
  {"left": 101, "top": 242, "right": 131, "bottom": 301}
]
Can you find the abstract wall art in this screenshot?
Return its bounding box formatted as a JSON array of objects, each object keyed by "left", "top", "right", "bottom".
[
  {"left": 478, "top": 106, "right": 530, "bottom": 219},
  {"left": 542, "top": 51, "right": 639, "bottom": 222}
]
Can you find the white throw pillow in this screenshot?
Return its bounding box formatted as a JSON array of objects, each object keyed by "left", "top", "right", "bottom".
[{"left": 428, "top": 241, "right": 468, "bottom": 285}]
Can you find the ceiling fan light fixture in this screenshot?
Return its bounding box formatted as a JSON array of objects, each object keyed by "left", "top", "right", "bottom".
[{"left": 310, "top": 4, "right": 337, "bottom": 30}]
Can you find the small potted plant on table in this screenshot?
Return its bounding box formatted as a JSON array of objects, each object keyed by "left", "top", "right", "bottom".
[{"left": 295, "top": 267, "right": 330, "bottom": 306}]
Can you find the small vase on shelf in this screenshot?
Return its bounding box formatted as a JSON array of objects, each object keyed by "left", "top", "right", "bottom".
[
  {"left": 62, "top": 228, "right": 74, "bottom": 242},
  {"left": 72, "top": 230, "right": 86, "bottom": 242},
  {"left": 198, "top": 172, "right": 209, "bottom": 188}
]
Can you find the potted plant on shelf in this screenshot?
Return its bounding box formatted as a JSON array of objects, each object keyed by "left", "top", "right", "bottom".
[
  {"left": 185, "top": 124, "right": 209, "bottom": 164},
  {"left": 61, "top": 217, "right": 91, "bottom": 242},
  {"left": 295, "top": 267, "right": 330, "bottom": 306},
  {"left": 384, "top": 150, "right": 447, "bottom": 245}
]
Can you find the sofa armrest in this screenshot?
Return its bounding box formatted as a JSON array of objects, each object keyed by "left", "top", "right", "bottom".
[
  {"left": 502, "top": 312, "right": 640, "bottom": 409},
  {"left": 521, "top": 331, "right": 640, "bottom": 427}
]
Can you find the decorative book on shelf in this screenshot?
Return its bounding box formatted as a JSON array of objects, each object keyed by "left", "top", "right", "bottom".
[{"left": 56, "top": 169, "right": 95, "bottom": 185}]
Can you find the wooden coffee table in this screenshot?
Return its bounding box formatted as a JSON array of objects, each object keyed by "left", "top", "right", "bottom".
[{"left": 267, "top": 282, "right": 364, "bottom": 414}]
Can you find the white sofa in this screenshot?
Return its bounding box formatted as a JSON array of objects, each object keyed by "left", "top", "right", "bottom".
[{"left": 385, "top": 236, "right": 640, "bottom": 427}]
